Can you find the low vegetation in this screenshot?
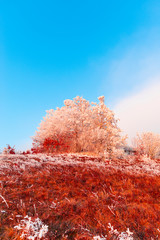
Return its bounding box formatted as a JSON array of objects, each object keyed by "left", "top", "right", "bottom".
[{"left": 0, "top": 153, "right": 159, "bottom": 239}]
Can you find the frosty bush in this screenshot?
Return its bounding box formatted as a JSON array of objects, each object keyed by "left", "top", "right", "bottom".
[
  {"left": 2, "top": 145, "right": 15, "bottom": 154},
  {"left": 33, "top": 96, "right": 126, "bottom": 157},
  {"left": 134, "top": 132, "right": 160, "bottom": 159},
  {"left": 92, "top": 223, "right": 134, "bottom": 239},
  {"left": 14, "top": 215, "right": 48, "bottom": 239},
  {"left": 108, "top": 223, "right": 134, "bottom": 240}
]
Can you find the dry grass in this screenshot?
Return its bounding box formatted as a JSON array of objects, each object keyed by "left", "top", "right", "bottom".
[{"left": 0, "top": 154, "right": 160, "bottom": 239}]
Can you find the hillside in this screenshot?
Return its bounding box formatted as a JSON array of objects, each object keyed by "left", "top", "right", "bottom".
[{"left": 0, "top": 154, "right": 160, "bottom": 239}]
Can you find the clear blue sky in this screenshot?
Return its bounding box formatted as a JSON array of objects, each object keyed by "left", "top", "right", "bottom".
[{"left": 1, "top": 0, "right": 160, "bottom": 150}]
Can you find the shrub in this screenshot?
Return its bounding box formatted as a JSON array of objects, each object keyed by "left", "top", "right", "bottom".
[
  {"left": 133, "top": 132, "right": 160, "bottom": 159},
  {"left": 3, "top": 145, "right": 15, "bottom": 154}
]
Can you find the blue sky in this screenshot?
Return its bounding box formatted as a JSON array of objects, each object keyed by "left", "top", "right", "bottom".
[{"left": 1, "top": 0, "right": 160, "bottom": 150}]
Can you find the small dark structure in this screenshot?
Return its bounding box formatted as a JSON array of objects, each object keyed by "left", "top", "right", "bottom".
[{"left": 123, "top": 146, "right": 137, "bottom": 155}]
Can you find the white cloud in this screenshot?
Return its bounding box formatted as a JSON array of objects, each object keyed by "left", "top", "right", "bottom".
[
  {"left": 97, "top": 27, "right": 160, "bottom": 108},
  {"left": 114, "top": 80, "right": 160, "bottom": 145}
]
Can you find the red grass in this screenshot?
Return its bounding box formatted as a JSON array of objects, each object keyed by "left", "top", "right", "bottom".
[{"left": 0, "top": 154, "right": 160, "bottom": 239}]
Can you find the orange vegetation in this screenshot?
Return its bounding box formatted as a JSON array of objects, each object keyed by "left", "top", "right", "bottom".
[{"left": 0, "top": 154, "right": 160, "bottom": 239}]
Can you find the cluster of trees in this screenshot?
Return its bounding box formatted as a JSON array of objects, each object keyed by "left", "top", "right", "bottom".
[
  {"left": 134, "top": 132, "right": 160, "bottom": 159},
  {"left": 2, "top": 96, "right": 160, "bottom": 160},
  {"left": 32, "top": 96, "right": 126, "bottom": 157}
]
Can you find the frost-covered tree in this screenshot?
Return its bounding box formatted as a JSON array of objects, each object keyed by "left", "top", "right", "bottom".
[
  {"left": 32, "top": 96, "right": 126, "bottom": 157},
  {"left": 134, "top": 132, "right": 160, "bottom": 159},
  {"left": 90, "top": 96, "right": 126, "bottom": 157}
]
